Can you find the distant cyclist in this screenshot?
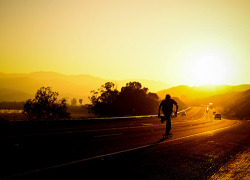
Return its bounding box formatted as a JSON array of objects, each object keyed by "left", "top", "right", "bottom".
[{"left": 158, "top": 94, "right": 178, "bottom": 136}]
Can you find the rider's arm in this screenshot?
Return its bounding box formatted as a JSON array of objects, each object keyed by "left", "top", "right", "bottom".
[
  {"left": 173, "top": 100, "right": 178, "bottom": 114},
  {"left": 175, "top": 104, "right": 178, "bottom": 113},
  {"left": 158, "top": 104, "right": 162, "bottom": 117}
]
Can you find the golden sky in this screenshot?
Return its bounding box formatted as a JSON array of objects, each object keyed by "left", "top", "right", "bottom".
[{"left": 0, "top": 0, "right": 249, "bottom": 86}]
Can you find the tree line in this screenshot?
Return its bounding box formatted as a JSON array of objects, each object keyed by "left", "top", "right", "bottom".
[
  {"left": 21, "top": 81, "right": 160, "bottom": 120},
  {"left": 89, "top": 82, "right": 159, "bottom": 117}
]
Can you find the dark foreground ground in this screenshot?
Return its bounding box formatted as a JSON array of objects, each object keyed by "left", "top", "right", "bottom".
[{"left": 1, "top": 107, "right": 250, "bottom": 179}]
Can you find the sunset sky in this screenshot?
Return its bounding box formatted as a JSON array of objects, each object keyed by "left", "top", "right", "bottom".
[{"left": 0, "top": 0, "right": 249, "bottom": 86}]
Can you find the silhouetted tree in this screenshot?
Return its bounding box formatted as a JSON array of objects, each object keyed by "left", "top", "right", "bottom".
[
  {"left": 89, "top": 82, "right": 119, "bottom": 116},
  {"left": 79, "top": 99, "right": 83, "bottom": 105},
  {"left": 71, "top": 98, "right": 77, "bottom": 106},
  {"left": 23, "top": 87, "right": 70, "bottom": 120},
  {"left": 89, "top": 81, "right": 159, "bottom": 117},
  {"left": 118, "top": 82, "right": 159, "bottom": 115}
]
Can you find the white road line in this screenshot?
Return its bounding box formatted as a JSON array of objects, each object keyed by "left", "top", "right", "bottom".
[
  {"left": 8, "top": 118, "right": 209, "bottom": 139},
  {"left": 7, "top": 108, "right": 201, "bottom": 138},
  {"left": 4, "top": 120, "right": 240, "bottom": 179},
  {"left": 89, "top": 107, "right": 192, "bottom": 120},
  {"left": 93, "top": 133, "right": 123, "bottom": 138}
]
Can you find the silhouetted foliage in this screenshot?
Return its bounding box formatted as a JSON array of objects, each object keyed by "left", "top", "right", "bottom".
[
  {"left": 89, "top": 82, "right": 119, "bottom": 116},
  {"left": 23, "top": 87, "right": 70, "bottom": 120},
  {"left": 89, "top": 82, "right": 159, "bottom": 117},
  {"left": 79, "top": 99, "right": 83, "bottom": 105},
  {"left": 71, "top": 98, "right": 77, "bottom": 106}
]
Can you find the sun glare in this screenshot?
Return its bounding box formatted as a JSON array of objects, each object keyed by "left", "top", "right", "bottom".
[{"left": 190, "top": 54, "right": 228, "bottom": 85}]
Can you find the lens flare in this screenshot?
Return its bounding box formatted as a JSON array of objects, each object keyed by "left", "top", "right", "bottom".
[{"left": 191, "top": 54, "right": 228, "bottom": 85}]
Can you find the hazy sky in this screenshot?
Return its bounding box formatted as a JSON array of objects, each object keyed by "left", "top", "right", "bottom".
[{"left": 0, "top": 0, "right": 249, "bottom": 86}]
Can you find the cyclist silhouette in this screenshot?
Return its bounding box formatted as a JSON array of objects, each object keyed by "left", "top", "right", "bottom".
[{"left": 158, "top": 94, "right": 178, "bottom": 136}]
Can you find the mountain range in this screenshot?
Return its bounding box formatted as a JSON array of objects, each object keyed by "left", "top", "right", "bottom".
[
  {"left": 190, "top": 89, "right": 250, "bottom": 120},
  {"left": 0, "top": 71, "right": 249, "bottom": 106},
  {"left": 0, "top": 71, "right": 170, "bottom": 103},
  {"left": 157, "top": 84, "right": 250, "bottom": 104}
]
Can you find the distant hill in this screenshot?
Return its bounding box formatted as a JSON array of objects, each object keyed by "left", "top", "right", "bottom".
[
  {"left": 172, "top": 97, "right": 187, "bottom": 111},
  {"left": 223, "top": 89, "right": 250, "bottom": 119},
  {"left": 191, "top": 89, "right": 250, "bottom": 120},
  {"left": 0, "top": 88, "right": 32, "bottom": 102},
  {"left": 0, "top": 71, "right": 170, "bottom": 103},
  {"left": 157, "top": 84, "right": 250, "bottom": 104}
]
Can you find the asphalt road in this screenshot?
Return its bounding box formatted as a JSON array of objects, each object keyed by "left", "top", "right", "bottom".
[{"left": 2, "top": 107, "right": 250, "bottom": 179}]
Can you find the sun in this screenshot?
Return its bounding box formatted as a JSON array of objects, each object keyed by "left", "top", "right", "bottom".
[{"left": 190, "top": 54, "right": 228, "bottom": 85}]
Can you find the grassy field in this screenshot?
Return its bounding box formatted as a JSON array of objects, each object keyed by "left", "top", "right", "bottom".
[
  {"left": 0, "top": 111, "right": 94, "bottom": 121},
  {"left": 0, "top": 112, "right": 26, "bottom": 121}
]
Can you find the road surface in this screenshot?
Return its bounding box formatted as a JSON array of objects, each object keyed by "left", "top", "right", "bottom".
[{"left": 2, "top": 107, "right": 250, "bottom": 179}]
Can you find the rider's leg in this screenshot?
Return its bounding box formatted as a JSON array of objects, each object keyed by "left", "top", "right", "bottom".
[
  {"left": 165, "top": 112, "right": 171, "bottom": 135},
  {"left": 166, "top": 116, "right": 171, "bottom": 135}
]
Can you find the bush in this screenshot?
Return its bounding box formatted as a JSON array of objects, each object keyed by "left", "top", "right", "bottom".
[{"left": 23, "top": 87, "right": 70, "bottom": 120}]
